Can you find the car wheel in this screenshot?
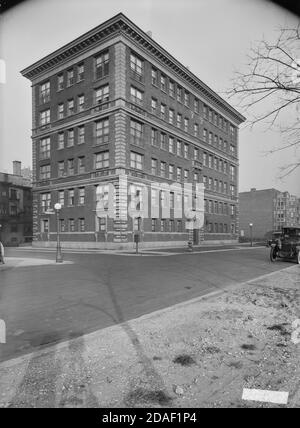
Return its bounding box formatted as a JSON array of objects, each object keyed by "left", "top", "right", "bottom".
[{"left": 270, "top": 247, "right": 277, "bottom": 262}]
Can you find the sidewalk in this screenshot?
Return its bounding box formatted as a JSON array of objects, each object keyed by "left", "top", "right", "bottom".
[
  {"left": 0, "top": 257, "right": 73, "bottom": 271},
  {"left": 0, "top": 264, "right": 299, "bottom": 408}
]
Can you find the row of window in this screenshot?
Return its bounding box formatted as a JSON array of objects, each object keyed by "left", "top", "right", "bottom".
[
  {"left": 39, "top": 118, "right": 109, "bottom": 159},
  {"left": 41, "top": 217, "right": 86, "bottom": 233},
  {"left": 204, "top": 200, "right": 236, "bottom": 216},
  {"left": 203, "top": 153, "right": 236, "bottom": 179},
  {"left": 39, "top": 50, "right": 110, "bottom": 104},
  {"left": 129, "top": 118, "right": 235, "bottom": 160},
  {"left": 40, "top": 151, "right": 109, "bottom": 180},
  {"left": 130, "top": 51, "right": 237, "bottom": 138},
  {"left": 41, "top": 188, "right": 86, "bottom": 210},
  {"left": 40, "top": 217, "right": 234, "bottom": 234}
]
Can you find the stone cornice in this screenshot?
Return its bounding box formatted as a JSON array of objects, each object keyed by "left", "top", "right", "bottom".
[{"left": 21, "top": 13, "right": 246, "bottom": 124}]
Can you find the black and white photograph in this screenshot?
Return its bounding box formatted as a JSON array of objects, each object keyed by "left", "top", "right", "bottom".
[{"left": 0, "top": 0, "right": 300, "bottom": 412}]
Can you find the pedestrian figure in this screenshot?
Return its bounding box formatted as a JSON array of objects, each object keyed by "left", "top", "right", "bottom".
[{"left": 0, "top": 241, "right": 5, "bottom": 264}]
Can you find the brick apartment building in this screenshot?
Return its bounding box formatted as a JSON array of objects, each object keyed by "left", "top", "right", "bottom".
[
  {"left": 239, "top": 188, "right": 300, "bottom": 240},
  {"left": 21, "top": 13, "right": 245, "bottom": 249},
  {"left": 0, "top": 161, "right": 33, "bottom": 246}
]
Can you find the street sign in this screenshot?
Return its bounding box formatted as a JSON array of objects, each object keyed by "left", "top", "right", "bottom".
[{"left": 44, "top": 210, "right": 55, "bottom": 215}]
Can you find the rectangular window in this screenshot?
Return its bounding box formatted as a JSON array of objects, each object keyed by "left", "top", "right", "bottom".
[
  {"left": 130, "top": 119, "right": 143, "bottom": 146},
  {"left": 95, "top": 118, "right": 109, "bottom": 144},
  {"left": 230, "top": 184, "right": 235, "bottom": 196},
  {"left": 69, "top": 218, "right": 75, "bottom": 232},
  {"left": 214, "top": 157, "right": 218, "bottom": 170},
  {"left": 151, "top": 98, "right": 157, "bottom": 114},
  {"left": 177, "top": 220, "right": 182, "bottom": 232},
  {"left": 58, "top": 161, "right": 65, "bottom": 177},
  {"left": 67, "top": 99, "right": 74, "bottom": 115},
  {"left": 95, "top": 84, "right": 109, "bottom": 106},
  {"left": 160, "top": 74, "right": 166, "bottom": 91},
  {"left": 151, "top": 128, "right": 158, "bottom": 146},
  {"left": 78, "top": 125, "right": 85, "bottom": 144},
  {"left": 161, "top": 219, "right": 166, "bottom": 232},
  {"left": 194, "top": 98, "right": 199, "bottom": 113},
  {"left": 160, "top": 161, "right": 166, "bottom": 178},
  {"left": 177, "top": 86, "right": 182, "bottom": 102},
  {"left": 177, "top": 113, "right": 182, "bottom": 128},
  {"left": 78, "top": 188, "right": 85, "bottom": 205},
  {"left": 79, "top": 218, "right": 85, "bottom": 232},
  {"left": 170, "top": 193, "right": 175, "bottom": 210},
  {"left": 40, "top": 137, "right": 50, "bottom": 160},
  {"left": 230, "top": 165, "right": 235, "bottom": 180},
  {"left": 224, "top": 182, "right": 228, "bottom": 194},
  {"left": 130, "top": 53, "right": 143, "bottom": 80},
  {"left": 40, "top": 109, "right": 50, "bottom": 126},
  {"left": 78, "top": 95, "right": 85, "bottom": 112},
  {"left": 78, "top": 157, "right": 85, "bottom": 174},
  {"left": 184, "top": 117, "right": 189, "bottom": 132},
  {"left": 177, "top": 140, "right": 182, "bottom": 156},
  {"left": 151, "top": 68, "right": 158, "bottom": 86},
  {"left": 57, "top": 132, "right": 64, "bottom": 150},
  {"left": 194, "top": 123, "right": 199, "bottom": 137},
  {"left": 151, "top": 158, "right": 157, "bottom": 175},
  {"left": 151, "top": 219, "right": 157, "bottom": 232},
  {"left": 41, "top": 219, "right": 49, "bottom": 233},
  {"left": 208, "top": 177, "right": 212, "bottom": 190},
  {"left": 203, "top": 152, "right": 207, "bottom": 166},
  {"left": 214, "top": 135, "right": 218, "bottom": 146},
  {"left": 68, "top": 189, "right": 75, "bottom": 206},
  {"left": 184, "top": 143, "right": 189, "bottom": 159},
  {"left": 58, "top": 103, "right": 64, "bottom": 119},
  {"left": 130, "top": 86, "right": 143, "bottom": 105},
  {"left": 40, "top": 81, "right": 50, "bottom": 103},
  {"left": 177, "top": 167, "right": 182, "bottom": 181},
  {"left": 169, "top": 136, "right": 175, "bottom": 154},
  {"left": 77, "top": 63, "right": 84, "bottom": 81},
  {"left": 169, "top": 80, "right": 175, "bottom": 97},
  {"left": 67, "top": 159, "right": 74, "bottom": 176},
  {"left": 184, "top": 91, "right": 190, "bottom": 107},
  {"left": 67, "top": 69, "right": 74, "bottom": 86},
  {"left": 58, "top": 190, "right": 64, "bottom": 206},
  {"left": 59, "top": 219, "right": 65, "bottom": 232},
  {"left": 203, "top": 176, "right": 207, "bottom": 188},
  {"left": 184, "top": 169, "right": 189, "bottom": 181},
  {"left": 67, "top": 129, "right": 74, "bottom": 147},
  {"left": 169, "top": 164, "right": 174, "bottom": 180},
  {"left": 57, "top": 74, "right": 64, "bottom": 91},
  {"left": 40, "top": 164, "right": 51, "bottom": 180},
  {"left": 223, "top": 161, "right": 227, "bottom": 174},
  {"left": 41, "top": 193, "right": 51, "bottom": 211},
  {"left": 160, "top": 104, "right": 166, "bottom": 120},
  {"left": 169, "top": 109, "right": 174, "bottom": 124},
  {"left": 194, "top": 148, "right": 199, "bottom": 160},
  {"left": 208, "top": 155, "right": 212, "bottom": 168},
  {"left": 95, "top": 151, "right": 109, "bottom": 169},
  {"left": 209, "top": 109, "right": 213, "bottom": 122},
  {"left": 203, "top": 128, "right": 207, "bottom": 140},
  {"left": 95, "top": 50, "right": 109, "bottom": 79},
  {"left": 160, "top": 133, "right": 166, "bottom": 150},
  {"left": 194, "top": 172, "right": 199, "bottom": 182},
  {"left": 130, "top": 152, "right": 143, "bottom": 170},
  {"left": 209, "top": 132, "right": 213, "bottom": 144}
]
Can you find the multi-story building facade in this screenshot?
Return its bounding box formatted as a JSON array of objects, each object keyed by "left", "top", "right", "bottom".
[
  {"left": 21, "top": 13, "right": 245, "bottom": 249},
  {"left": 239, "top": 188, "right": 300, "bottom": 239},
  {"left": 0, "top": 162, "right": 33, "bottom": 246}
]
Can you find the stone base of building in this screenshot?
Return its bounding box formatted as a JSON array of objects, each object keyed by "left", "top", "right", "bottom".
[{"left": 32, "top": 239, "right": 238, "bottom": 250}]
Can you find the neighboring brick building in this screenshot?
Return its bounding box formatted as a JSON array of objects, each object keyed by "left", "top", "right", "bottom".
[
  {"left": 0, "top": 162, "right": 33, "bottom": 246},
  {"left": 21, "top": 13, "right": 245, "bottom": 249},
  {"left": 239, "top": 188, "right": 300, "bottom": 239}
]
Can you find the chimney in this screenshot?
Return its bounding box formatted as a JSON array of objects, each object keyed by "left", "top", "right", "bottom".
[
  {"left": 146, "top": 31, "right": 152, "bottom": 38},
  {"left": 13, "top": 161, "right": 22, "bottom": 176}
]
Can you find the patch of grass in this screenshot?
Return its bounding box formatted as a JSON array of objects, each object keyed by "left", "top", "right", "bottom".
[{"left": 173, "top": 354, "right": 196, "bottom": 366}]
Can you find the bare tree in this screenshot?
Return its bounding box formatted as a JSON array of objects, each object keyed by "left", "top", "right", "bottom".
[{"left": 227, "top": 25, "right": 300, "bottom": 177}]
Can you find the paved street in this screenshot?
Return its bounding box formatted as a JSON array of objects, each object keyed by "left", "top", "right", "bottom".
[{"left": 0, "top": 246, "right": 294, "bottom": 363}]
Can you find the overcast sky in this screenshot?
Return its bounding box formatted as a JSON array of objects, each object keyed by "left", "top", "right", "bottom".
[{"left": 0, "top": 0, "right": 299, "bottom": 195}]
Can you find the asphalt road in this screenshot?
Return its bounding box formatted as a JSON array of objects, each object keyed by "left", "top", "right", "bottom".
[{"left": 0, "top": 246, "right": 294, "bottom": 363}]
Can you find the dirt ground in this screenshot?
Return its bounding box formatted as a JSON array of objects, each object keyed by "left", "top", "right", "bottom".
[{"left": 0, "top": 264, "right": 299, "bottom": 408}]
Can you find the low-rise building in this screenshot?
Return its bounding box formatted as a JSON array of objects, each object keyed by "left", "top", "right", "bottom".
[
  {"left": 239, "top": 188, "right": 300, "bottom": 240},
  {"left": 0, "top": 162, "right": 33, "bottom": 246}
]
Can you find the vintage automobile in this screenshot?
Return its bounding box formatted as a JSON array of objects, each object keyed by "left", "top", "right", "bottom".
[{"left": 270, "top": 227, "right": 300, "bottom": 264}]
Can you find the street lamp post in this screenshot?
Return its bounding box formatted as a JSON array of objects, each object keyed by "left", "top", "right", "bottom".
[
  {"left": 54, "top": 203, "right": 63, "bottom": 263},
  {"left": 249, "top": 223, "right": 253, "bottom": 247},
  {"left": 0, "top": 224, "right": 4, "bottom": 264}
]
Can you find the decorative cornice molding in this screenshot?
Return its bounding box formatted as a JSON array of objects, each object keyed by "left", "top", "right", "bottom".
[{"left": 21, "top": 13, "right": 246, "bottom": 124}]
